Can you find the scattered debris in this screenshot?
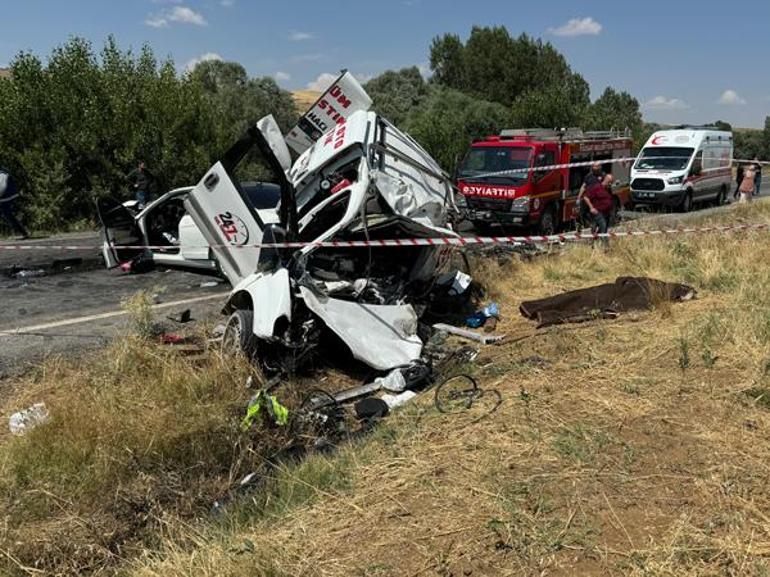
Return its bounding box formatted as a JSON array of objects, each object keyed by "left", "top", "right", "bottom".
[
  {"left": 12, "top": 268, "right": 46, "bottom": 279},
  {"left": 119, "top": 252, "right": 155, "bottom": 274},
  {"left": 9, "top": 402, "right": 50, "bottom": 436},
  {"left": 160, "top": 333, "right": 187, "bottom": 345},
  {"left": 520, "top": 276, "right": 696, "bottom": 328},
  {"left": 434, "top": 375, "right": 502, "bottom": 422},
  {"left": 241, "top": 390, "right": 290, "bottom": 430},
  {"left": 432, "top": 323, "right": 506, "bottom": 345},
  {"left": 200, "top": 280, "right": 221, "bottom": 288},
  {"left": 465, "top": 302, "right": 500, "bottom": 329},
  {"left": 167, "top": 309, "right": 192, "bottom": 324}
]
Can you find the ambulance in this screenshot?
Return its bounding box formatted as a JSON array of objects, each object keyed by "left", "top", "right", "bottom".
[{"left": 631, "top": 127, "right": 733, "bottom": 211}]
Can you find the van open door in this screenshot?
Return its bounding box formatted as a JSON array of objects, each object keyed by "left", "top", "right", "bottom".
[
  {"left": 184, "top": 117, "right": 298, "bottom": 286},
  {"left": 96, "top": 197, "right": 144, "bottom": 268}
]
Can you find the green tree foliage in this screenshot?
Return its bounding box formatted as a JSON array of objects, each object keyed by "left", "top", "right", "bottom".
[
  {"left": 364, "top": 67, "right": 429, "bottom": 126},
  {"left": 0, "top": 37, "right": 297, "bottom": 232},
  {"left": 430, "top": 27, "right": 589, "bottom": 111},
  {"left": 583, "top": 87, "right": 643, "bottom": 138},
  {"left": 401, "top": 87, "right": 509, "bottom": 172}
]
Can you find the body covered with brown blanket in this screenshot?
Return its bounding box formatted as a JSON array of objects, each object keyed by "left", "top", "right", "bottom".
[{"left": 520, "top": 277, "right": 696, "bottom": 328}]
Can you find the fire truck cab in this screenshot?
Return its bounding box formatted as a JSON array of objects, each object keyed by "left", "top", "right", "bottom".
[{"left": 457, "top": 128, "right": 633, "bottom": 234}]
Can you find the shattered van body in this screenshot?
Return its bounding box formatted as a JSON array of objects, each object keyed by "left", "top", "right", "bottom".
[{"left": 184, "top": 111, "right": 458, "bottom": 372}]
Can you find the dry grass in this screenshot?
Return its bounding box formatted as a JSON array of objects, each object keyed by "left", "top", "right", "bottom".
[{"left": 5, "top": 201, "right": 770, "bottom": 576}]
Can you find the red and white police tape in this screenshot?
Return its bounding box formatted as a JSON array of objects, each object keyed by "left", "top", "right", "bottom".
[{"left": 0, "top": 222, "right": 768, "bottom": 252}]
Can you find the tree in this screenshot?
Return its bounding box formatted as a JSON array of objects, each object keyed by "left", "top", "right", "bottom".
[
  {"left": 429, "top": 34, "right": 465, "bottom": 90},
  {"left": 583, "top": 87, "right": 643, "bottom": 138},
  {"left": 429, "top": 27, "right": 589, "bottom": 111},
  {"left": 0, "top": 37, "right": 297, "bottom": 232},
  {"left": 402, "top": 87, "right": 509, "bottom": 172},
  {"left": 763, "top": 116, "right": 770, "bottom": 158},
  {"left": 509, "top": 77, "right": 589, "bottom": 129},
  {"left": 364, "top": 67, "right": 428, "bottom": 126}
]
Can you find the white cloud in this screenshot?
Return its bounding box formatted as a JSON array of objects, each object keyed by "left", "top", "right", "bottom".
[
  {"left": 548, "top": 17, "right": 602, "bottom": 37},
  {"left": 417, "top": 61, "right": 432, "bottom": 78},
  {"left": 185, "top": 52, "right": 222, "bottom": 72},
  {"left": 718, "top": 89, "right": 746, "bottom": 106},
  {"left": 288, "top": 30, "right": 313, "bottom": 42},
  {"left": 145, "top": 15, "right": 169, "bottom": 28},
  {"left": 145, "top": 5, "right": 207, "bottom": 28},
  {"left": 644, "top": 96, "right": 689, "bottom": 111},
  {"left": 307, "top": 72, "right": 337, "bottom": 92},
  {"left": 274, "top": 71, "right": 291, "bottom": 82}
]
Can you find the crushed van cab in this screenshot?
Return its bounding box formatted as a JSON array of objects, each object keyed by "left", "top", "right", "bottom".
[{"left": 184, "top": 111, "right": 458, "bottom": 374}]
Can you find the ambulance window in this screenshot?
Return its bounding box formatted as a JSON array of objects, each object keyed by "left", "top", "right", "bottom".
[{"left": 691, "top": 151, "right": 703, "bottom": 175}]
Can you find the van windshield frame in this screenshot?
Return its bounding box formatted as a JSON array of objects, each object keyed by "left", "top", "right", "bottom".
[{"left": 635, "top": 147, "right": 695, "bottom": 171}]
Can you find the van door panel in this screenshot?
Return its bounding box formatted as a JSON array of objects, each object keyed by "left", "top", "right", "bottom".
[{"left": 184, "top": 162, "right": 264, "bottom": 286}]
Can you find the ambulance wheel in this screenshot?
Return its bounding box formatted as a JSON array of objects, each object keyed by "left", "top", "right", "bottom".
[
  {"left": 222, "top": 309, "right": 257, "bottom": 359},
  {"left": 538, "top": 205, "right": 557, "bottom": 236},
  {"left": 717, "top": 185, "right": 727, "bottom": 206},
  {"left": 680, "top": 191, "right": 693, "bottom": 213}
]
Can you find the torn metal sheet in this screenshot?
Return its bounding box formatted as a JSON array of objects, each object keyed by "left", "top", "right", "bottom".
[{"left": 300, "top": 286, "right": 422, "bottom": 371}]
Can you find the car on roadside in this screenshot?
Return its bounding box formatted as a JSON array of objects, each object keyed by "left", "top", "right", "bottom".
[{"left": 97, "top": 182, "right": 281, "bottom": 275}]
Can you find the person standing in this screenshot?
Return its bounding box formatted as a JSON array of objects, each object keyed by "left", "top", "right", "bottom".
[
  {"left": 577, "top": 162, "right": 606, "bottom": 230},
  {"left": 0, "top": 166, "right": 30, "bottom": 239},
  {"left": 126, "top": 161, "right": 156, "bottom": 208},
  {"left": 753, "top": 157, "right": 762, "bottom": 196},
  {"left": 738, "top": 164, "right": 756, "bottom": 204},
  {"left": 583, "top": 169, "right": 615, "bottom": 246},
  {"left": 734, "top": 163, "right": 744, "bottom": 200}
]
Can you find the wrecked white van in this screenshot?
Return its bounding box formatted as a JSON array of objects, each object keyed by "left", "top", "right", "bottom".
[{"left": 184, "top": 111, "right": 459, "bottom": 374}]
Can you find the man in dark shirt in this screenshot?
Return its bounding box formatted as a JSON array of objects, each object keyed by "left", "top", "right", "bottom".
[
  {"left": 126, "top": 161, "right": 156, "bottom": 208},
  {"left": 580, "top": 163, "right": 614, "bottom": 246},
  {"left": 577, "top": 162, "right": 605, "bottom": 228},
  {"left": 734, "top": 163, "right": 744, "bottom": 200}
]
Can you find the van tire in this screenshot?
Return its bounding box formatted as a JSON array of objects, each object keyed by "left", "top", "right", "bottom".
[
  {"left": 717, "top": 185, "right": 727, "bottom": 206},
  {"left": 538, "top": 205, "right": 557, "bottom": 236},
  {"left": 680, "top": 191, "right": 693, "bottom": 213},
  {"left": 222, "top": 309, "right": 257, "bottom": 359}
]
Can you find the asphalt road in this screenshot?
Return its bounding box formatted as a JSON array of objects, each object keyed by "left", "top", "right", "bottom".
[{"left": 0, "top": 231, "right": 229, "bottom": 378}]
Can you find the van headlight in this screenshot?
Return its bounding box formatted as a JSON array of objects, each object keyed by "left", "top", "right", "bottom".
[
  {"left": 511, "top": 196, "right": 530, "bottom": 212},
  {"left": 668, "top": 175, "right": 685, "bottom": 185}
]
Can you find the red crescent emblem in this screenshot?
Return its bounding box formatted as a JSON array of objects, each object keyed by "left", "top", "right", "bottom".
[{"left": 651, "top": 135, "right": 666, "bottom": 145}]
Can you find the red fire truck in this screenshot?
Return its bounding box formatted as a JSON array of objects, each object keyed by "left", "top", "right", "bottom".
[{"left": 456, "top": 128, "right": 633, "bottom": 234}]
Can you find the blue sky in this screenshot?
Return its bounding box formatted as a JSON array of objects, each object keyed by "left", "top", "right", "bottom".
[{"left": 2, "top": 0, "right": 768, "bottom": 127}]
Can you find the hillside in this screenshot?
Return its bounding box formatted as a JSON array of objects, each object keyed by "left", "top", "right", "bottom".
[
  {"left": 291, "top": 89, "right": 321, "bottom": 113},
  {"left": 3, "top": 202, "right": 770, "bottom": 576}
]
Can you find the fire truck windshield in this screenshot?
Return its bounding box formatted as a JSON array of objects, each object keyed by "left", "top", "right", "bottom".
[
  {"left": 458, "top": 146, "right": 532, "bottom": 183},
  {"left": 635, "top": 147, "right": 694, "bottom": 171}
]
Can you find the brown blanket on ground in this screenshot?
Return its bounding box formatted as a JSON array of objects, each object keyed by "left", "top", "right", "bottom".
[{"left": 519, "top": 277, "right": 696, "bottom": 328}]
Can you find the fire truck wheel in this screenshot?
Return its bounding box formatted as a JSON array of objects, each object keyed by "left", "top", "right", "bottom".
[{"left": 538, "top": 205, "right": 557, "bottom": 236}]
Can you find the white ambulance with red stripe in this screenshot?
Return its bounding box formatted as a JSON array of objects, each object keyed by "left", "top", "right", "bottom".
[{"left": 631, "top": 127, "right": 733, "bottom": 211}]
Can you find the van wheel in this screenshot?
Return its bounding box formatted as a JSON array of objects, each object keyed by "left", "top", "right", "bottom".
[
  {"left": 222, "top": 309, "right": 257, "bottom": 358},
  {"left": 680, "top": 191, "right": 693, "bottom": 213},
  {"left": 538, "top": 205, "right": 557, "bottom": 236},
  {"left": 717, "top": 185, "right": 727, "bottom": 206}
]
